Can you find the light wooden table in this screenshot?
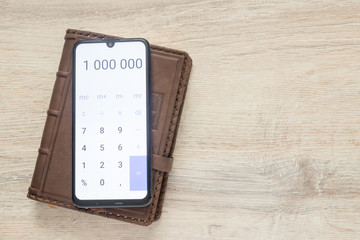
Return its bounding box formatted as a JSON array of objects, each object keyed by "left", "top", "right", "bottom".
[{"left": 1, "top": 0, "right": 360, "bottom": 239}]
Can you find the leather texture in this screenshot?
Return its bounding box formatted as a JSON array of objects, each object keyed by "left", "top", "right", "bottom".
[{"left": 27, "top": 29, "right": 192, "bottom": 226}]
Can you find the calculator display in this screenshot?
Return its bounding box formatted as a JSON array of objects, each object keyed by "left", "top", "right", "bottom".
[{"left": 72, "top": 39, "right": 151, "bottom": 207}]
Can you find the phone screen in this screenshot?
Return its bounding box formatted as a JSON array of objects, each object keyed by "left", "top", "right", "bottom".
[{"left": 72, "top": 39, "right": 152, "bottom": 207}]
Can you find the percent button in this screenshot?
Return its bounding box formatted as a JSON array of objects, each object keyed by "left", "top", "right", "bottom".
[{"left": 81, "top": 179, "right": 87, "bottom": 186}]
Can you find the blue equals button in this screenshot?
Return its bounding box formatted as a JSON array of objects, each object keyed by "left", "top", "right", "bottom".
[{"left": 129, "top": 156, "right": 147, "bottom": 191}]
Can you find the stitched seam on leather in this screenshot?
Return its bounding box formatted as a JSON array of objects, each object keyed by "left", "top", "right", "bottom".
[
  {"left": 150, "top": 49, "right": 191, "bottom": 218},
  {"left": 148, "top": 170, "right": 163, "bottom": 221},
  {"left": 154, "top": 49, "right": 191, "bottom": 218},
  {"left": 27, "top": 193, "right": 150, "bottom": 225},
  {"left": 66, "top": 29, "right": 111, "bottom": 39},
  {"left": 155, "top": 172, "right": 168, "bottom": 219},
  {"left": 162, "top": 54, "right": 190, "bottom": 156},
  {"left": 66, "top": 29, "right": 188, "bottom": 57}
]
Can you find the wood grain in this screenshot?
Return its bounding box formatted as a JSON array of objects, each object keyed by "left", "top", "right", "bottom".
[{"left": 1, "top": 0, "right": 360, "bottom": 239}]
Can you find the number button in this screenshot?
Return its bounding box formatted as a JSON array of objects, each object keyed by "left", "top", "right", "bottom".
[
  {"left": 100, "top": 144, "right": 104, "bottom": 151},
  {"left": 100, "top": 179, "right": 105, "bottom": 186},
  {"left": 100, "top": 127, "right": 104, "bottom": 134}
]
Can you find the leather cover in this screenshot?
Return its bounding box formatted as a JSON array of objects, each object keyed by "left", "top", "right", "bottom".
[{"left": 27, "top": 29, "right": 192, "bottom": 226}]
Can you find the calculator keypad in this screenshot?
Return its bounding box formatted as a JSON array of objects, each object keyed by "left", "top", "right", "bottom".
[{"left": 75, "top": 92, "right": 148, "bottom": 200}]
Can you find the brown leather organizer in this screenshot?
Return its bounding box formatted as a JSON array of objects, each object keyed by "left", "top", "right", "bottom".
[{"left": 27, "top": 29, "right": 192, "bottom": 226}]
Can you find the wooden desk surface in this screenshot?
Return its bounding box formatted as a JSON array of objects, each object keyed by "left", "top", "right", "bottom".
[{"left": 1, "top": 0, "right": 360, "bottom": 239}]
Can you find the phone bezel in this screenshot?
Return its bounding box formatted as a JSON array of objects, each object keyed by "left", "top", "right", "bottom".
[{"left": 71, "top": 38, "right": 152, "bottom": 208}]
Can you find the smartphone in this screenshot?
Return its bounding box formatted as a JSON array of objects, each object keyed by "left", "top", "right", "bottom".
[{"left": 72, "top": 39, "right": 152, "bottom": 208}]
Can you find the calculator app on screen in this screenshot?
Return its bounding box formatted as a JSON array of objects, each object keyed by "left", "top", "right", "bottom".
[{"left": 72, "top": 40, "right": 151, "bottom": 205}]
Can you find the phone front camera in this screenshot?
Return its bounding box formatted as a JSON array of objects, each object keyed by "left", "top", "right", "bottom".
[{"left": 106, "top": 41, "right": 115, "bottom": 48}]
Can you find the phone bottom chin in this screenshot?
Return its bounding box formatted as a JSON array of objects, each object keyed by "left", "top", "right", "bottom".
[{"left": 73, "top": 196, "right": 152, "bottom": 208}]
